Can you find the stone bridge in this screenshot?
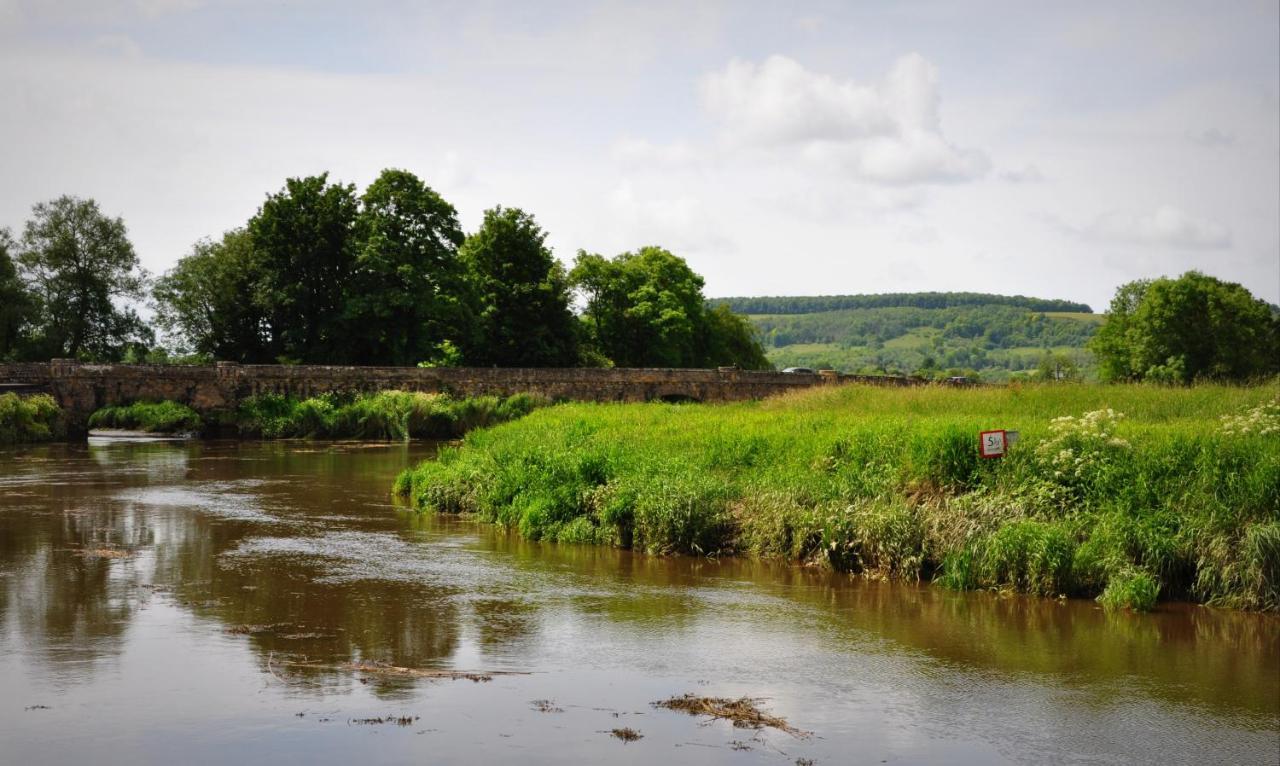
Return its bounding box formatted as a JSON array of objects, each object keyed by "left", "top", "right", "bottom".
[{"left": 0, "top": 360, "right": 925, "bottom": 434}]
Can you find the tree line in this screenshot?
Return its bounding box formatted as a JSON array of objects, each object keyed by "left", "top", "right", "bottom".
[
  {"left": 0, "top": 170, "right": 770, "bottom": 370},
  {"left": 712, "top": 292, "right": 1093, "bottom": 315}
]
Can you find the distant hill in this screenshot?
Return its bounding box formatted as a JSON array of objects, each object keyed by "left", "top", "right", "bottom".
[
  {"left": 711, "top": 292, "right": 1101, "bottom": 381},
  {"left": 711, "top": 292, "right": 1092, "bottom": 315}
]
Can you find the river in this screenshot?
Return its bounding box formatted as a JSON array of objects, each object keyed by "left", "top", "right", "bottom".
[{"left": 0, "top": 440, "right": 1276, "bottom": 765}]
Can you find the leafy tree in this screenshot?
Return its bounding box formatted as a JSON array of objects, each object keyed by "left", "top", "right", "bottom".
[
  {"left": 1035, "top": 351, "right": 1082, "bottom": 382},
  {"left": 348, "top": 169, "right": 469, "bottom": 366},
  {"left": 571, "top": 247, "right": 704, "bottom": 367},
  {"left": 459, "top": 207, "right": 578, "bottom": 366},
  {"left": 248, "top": 174, "right": 359, "bottom": 363},
  {"left": 16, "top": 196, "right": 151, "bottom": 359},
  {"left": 0, "top": 228, "right": 37, "bottom": 359},
  {"left": 1091, "top": 271, "right": 1280, "bottom": 383},
  {"left": 701, "top": 303, "right": 772, "bottom": 370},
  {"left": 571, "top": 246, "right": 771, "bottom": 369},
  {"left": 153, "top": 229, "right": 270, "bottom": 361}
]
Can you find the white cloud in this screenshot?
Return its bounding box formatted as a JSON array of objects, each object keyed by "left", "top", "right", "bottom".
[
  {"left": 611, "top": 138, "right": 701, "bottom": 169},
  {"left": 999, "top": 164, "right": 1045, "bottom": 183},
  {"left": 1188, "top": 127, "right": 1235, "bottom": 147},
  {"left": 699, "top": 53, "right": 988, "bottom": 184},
  {"left": 1078, "top": 205, "right": 1231, "bottom": 249}
]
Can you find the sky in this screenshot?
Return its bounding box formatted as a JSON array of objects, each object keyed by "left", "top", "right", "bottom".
[{"left": 1, "top": 0, "right": 1277, "bottom": 312}]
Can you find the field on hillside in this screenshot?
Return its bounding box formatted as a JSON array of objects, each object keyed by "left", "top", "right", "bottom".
[
  {"left": 750, "top": 306, "right": 1102, "bottom": 380},
  {"left": 398, "top": 381, "right": 1280, "bottom": 610},
  {"left": 720, "top": 292, "right": 1104, "bottom": 380}
]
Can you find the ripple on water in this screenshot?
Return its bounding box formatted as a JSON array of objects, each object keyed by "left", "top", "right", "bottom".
[
  {"left": 220, "top": 530, "right": 536, "bottom": 593},
  {"left": 115, "top": 482, "right": 282, "bottom": 524}
]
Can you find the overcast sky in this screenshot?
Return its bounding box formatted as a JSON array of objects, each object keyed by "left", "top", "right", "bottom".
[{"left": 2, "top": 0, "right": 1277, "bottom": 311}]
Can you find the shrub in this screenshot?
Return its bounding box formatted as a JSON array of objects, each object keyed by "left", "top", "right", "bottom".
[
  {"left": 0, "top": 393, "right": 62, "bottom": 444},
  {"left": 87, "top": 401, "right": 202, "bottom": 433},
  {"left": 235, "top": 390, "right": 547, "bottom": 440}
]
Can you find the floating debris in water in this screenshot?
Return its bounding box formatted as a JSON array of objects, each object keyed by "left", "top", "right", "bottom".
[
  {"left": 274, "top": 658, "right": 527, "bottom": 683},
  {"left": 609, "top": 727, "right": 643, "bottom": 742},
  {"left": 531, "top": 699, "right": 564, "bottom": 713},
  {"left": 24, "top": 705, "right": 51, "bottom": 711},
  {"left": 654, "top": 694, "right": 809, "bottom": 737},
  {"left": 349, "top": 715, "right": 419, "bottom": 726},
  {"left": 77, "top": 548, "right": 131, "bottom": 559},
  {"left": 224, "top": 623, "right": 292, "bottom": 635}
]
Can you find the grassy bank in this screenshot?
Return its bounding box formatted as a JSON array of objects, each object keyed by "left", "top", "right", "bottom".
[
  {"left": 88, "top": 401, "right": 203, "bottom": 433},
  {"left": 395, "top": 382, "right": 1280, "bottom": 611},
  {"left": 233, "top": 390, "right": 547, "bottom": 440},
  {"left": 0, "top": 393, "right": 62, "bottom": 444}
]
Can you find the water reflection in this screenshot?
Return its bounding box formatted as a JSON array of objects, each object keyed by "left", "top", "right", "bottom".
[{"left": 0, "top": 440, "right": 1276, "bottom": 763}]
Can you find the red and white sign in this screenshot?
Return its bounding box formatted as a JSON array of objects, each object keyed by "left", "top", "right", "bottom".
[{"left": 979, "top": 430, "right": 1007, "bottom": 459}]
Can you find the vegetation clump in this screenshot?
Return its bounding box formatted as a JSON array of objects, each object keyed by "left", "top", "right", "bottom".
[
  {"left": 235, "top": 390, "right": 546, "bottom": 440},
  {"left": 396, "top": 383, "right": 1280, "bottom": 611},
  {"left": 0, "top": 392, "right": 62, "bottom": 444},
  {"left": 654, "top": 694, "right": 807, "bottom": 737},
  {"left": 88, "top": 400, "right": 202, "bottom": 433}
]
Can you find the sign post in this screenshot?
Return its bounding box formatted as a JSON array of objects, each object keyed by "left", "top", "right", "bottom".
[{"left": 979, "top": 429, "right": 1007, "bottom": 459}]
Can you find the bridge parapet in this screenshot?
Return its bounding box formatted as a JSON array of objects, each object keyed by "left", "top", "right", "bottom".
[{"left": 0, "top": 361, "right": 927, "bottom": 434}]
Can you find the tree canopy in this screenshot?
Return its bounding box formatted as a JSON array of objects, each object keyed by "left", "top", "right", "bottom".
[
  {"left": 348, "top": 169, "right": 470, "bottom": 366},
  {"left": 14, "top": 196, "right": 151, "bottom": 360},
  {"left": 1090, "top": 271, "right": 1280, "bottom": 383},
  {"left": 152, "top": 229, "right": 268, "bottom": 362},
  {"left": 0, "top": 229, "right": 37, "bottom": 360},
  {"left": 570, "top": 246, "right": 771, "bottom": 369},
  {"left": 248, "top": 174, "right": 360, "bottom": 364},
  {"left": 713, "top": 292, "right": 1091, "bottom": 315},
  {"left": 458, "top": 206, "right": 579, "bottom": 367}
]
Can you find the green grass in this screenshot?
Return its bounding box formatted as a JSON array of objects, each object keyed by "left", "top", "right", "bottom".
[
  {"left": 234, "top": 390, "right": 547, "bottom": 440},
  {"left": 0, "top": 393, "right": 62, "bottom": 444},
  {"left": 88, "top": 401, "right": 203, "bottom": 433},
  {"left": 396, "top": 381, "right": 1280, "bottom": 611},
  {"left": 1043, "top": 311, "right": 1106, "bottom": 324}
]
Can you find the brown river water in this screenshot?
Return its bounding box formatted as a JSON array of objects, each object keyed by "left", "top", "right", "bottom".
[{"left": 0, "top": 439, "right": 1277, "bottom": 765}]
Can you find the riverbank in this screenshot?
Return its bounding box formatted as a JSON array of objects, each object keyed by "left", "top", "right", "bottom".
[
  {"left": 395, "top": 382, "right": 1280, "bottom": 611},
  {"left": 1, "top": 390, "right": 547, "bottom": 443}
]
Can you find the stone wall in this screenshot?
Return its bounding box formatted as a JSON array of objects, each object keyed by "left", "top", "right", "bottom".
[{"left": 0, "top": 361, "right": 926, "bottom": 433}]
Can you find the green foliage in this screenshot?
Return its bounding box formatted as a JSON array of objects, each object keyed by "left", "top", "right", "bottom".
[
  {"left": 570, "top": 247, "right": 771, "bottom": 370},
  {"left": 1036, "top": 351, "right": 1083, "bottom": 382},
  {"left": 234, "top": 390, "right": 547, "bottom": 440},
  {"left": 152, "top": 229, "right": 269, "bottom": 361},
  {"left": 459, "top": 206, "right": 579, "bottom": 366},
  {"left": 249, "top": 173, "right": 360, "bottom": 364},
  {"left": 0, "top": 393, "right": 62, "bottom": 444},
  {"left": 0, "top": 229, "right": 37, "bottom": 360},
  {"left": 396, "top": 382, "right": 1280, "bottom": 610},
  {"left": 1097, "top": 569, "right": 1161, "bottom": 611},
  {"left": 417, "top": 340, "right": 465, "bottom": 368},
  {"left": 348, "top": 169, "right": 471, "bottom": 366},
  {"left": 1091, "top": 271, "right": 1280, "bottom": 383},
  {"left": 14, "top": 196, "right": 152, "bottom": 360},
  {"left": 88, "top": 401, "right": 202, "bottom": 433},
  {"left": 714, "top": 292, "right": 1092, "bottom": 315}
]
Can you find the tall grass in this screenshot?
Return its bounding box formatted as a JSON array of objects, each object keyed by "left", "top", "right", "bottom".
[
  {"left": 88, "top": 401, "right": 203, "bottom": 433},
  {"left": 395, "top": 381, "right": 1280, "bottom": 611},
  {"left": 0, "top": 393, "right": 62, "bottom": 444},
  {"left": 235, "top": 390, "right": 547, "bottom": 440}
]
